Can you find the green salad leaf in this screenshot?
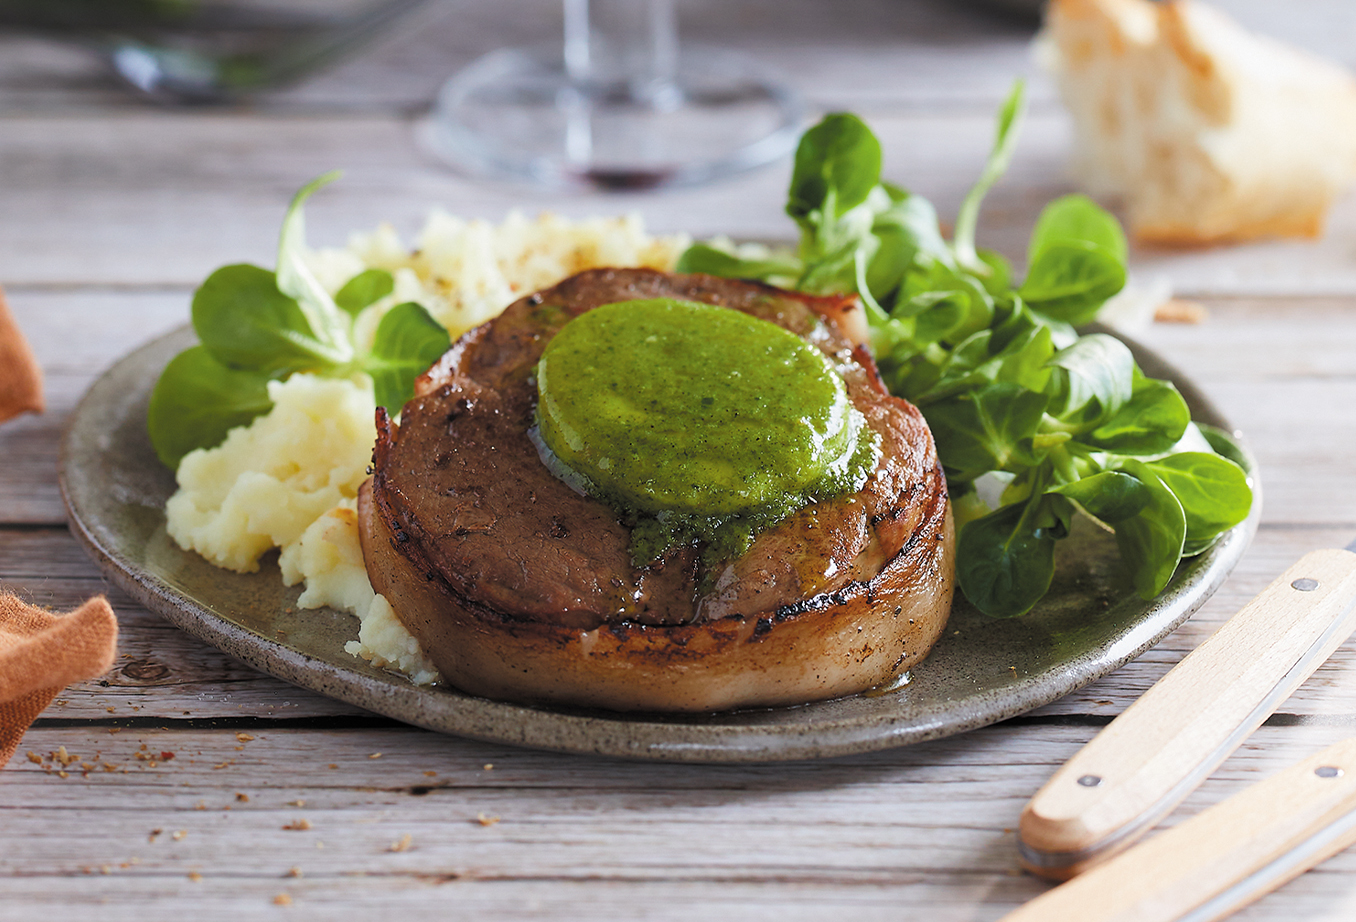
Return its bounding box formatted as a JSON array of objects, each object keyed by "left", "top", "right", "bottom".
[
  {"left": 366, "top": 301, "right": 454, "bottom": 412},
  {"left": 148, "top": 174, "right": 450, "bottom": 469},
  {"left": 335, "top": 268, "right": 396, "bottom": 317},
  {"left": 680, "top": 81, "right": 1254, "bottom": 618},
  {"left": 192, "top": 263, "right": 348, "bottom": 373},
  {"left": 147, "top": 346, "right": 276, "bottom": 469}
]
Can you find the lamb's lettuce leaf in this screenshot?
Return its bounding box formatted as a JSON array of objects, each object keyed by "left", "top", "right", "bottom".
[
  {"left": 148, "top": 174, "right": 449, "bottom": 467},
  {"left": 680, "top": 81, "right": 1253, "bottom": 617}
]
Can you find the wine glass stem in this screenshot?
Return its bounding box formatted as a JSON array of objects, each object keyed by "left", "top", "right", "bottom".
[{"left": 562, "top": 0, "right": 678, "bottom": 99}]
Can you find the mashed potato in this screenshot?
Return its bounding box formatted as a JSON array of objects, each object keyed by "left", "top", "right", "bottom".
[
  {"left": 165, "top": 211, "right": 688, "bottom": 685},
  {"left": 166, "top": 373, "right": 374, "bottom": 573}
]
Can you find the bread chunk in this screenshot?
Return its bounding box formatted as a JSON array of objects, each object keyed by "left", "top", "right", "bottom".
[{"left": 1041, "top": 0, "right": 1356, "bottom": 244}]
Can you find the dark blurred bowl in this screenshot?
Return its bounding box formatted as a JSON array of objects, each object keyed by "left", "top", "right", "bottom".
[
  {"left": 971, "top": 0, "right": 1045, "bottom": 25},
  {"left": 0, "top": 0, "right": 426, "bottom": 102}
]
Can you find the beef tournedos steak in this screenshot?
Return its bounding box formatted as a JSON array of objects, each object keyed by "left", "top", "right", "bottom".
[{"left": 358, "top": 268, "right": 955, "bottom": 713}]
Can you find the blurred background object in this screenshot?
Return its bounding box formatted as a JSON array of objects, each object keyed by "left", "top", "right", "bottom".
[
  {"left": 424, "top": 0, "right": 804, "bottom": 190},
  {"left": 1041, "top": 0, "right": 1356, "bottom": 245},
  {"left": 0, "top": 0, "right": 427, "bottom": 102}
]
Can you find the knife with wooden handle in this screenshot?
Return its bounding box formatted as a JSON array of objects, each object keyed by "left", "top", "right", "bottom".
[
  {"left": 1019, "top": 542, "right": 1356, "bottom": 879},
  {"left": 1002, "top": 735, "right": 1356, "bottom": 922}
]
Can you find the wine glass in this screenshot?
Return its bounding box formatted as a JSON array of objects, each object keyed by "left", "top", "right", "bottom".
[{"left": 424, "top": 0, "right": 804, "bottom": 190}]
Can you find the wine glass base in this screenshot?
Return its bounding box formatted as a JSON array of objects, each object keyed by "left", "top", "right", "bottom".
[{"left": 424, "top": 43, "right": 804, "bottom": 190}]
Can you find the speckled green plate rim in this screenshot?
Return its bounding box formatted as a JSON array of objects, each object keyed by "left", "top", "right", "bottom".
[{"left": 59, "top": 324, "right": 1259, "bottom": 763}]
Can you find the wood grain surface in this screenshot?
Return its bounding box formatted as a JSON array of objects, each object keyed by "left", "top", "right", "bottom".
[{"left": 3, "top": 1, "right": 1356, "bottom": 919}]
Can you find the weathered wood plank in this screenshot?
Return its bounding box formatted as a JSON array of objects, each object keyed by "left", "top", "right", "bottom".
[
  {"left": 3, "top": 0, "right": 1353, "bottom": 116},
  {"left": 0, "top": 0, "right": 1052, "bottom": 115},
  {"left": 4, "top": 723, "right": 1356, "bottom": 920},
  {"left": 6, "top": 108, "right": 1356, "bottom": 297}
]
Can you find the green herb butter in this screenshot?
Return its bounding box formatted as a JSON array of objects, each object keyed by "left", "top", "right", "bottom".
[{"left": 535, "top": 298, "right": 879, "bottom": 563}]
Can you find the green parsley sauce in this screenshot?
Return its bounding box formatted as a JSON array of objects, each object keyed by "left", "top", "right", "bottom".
[{"left": 534, "top": 298, "right": 879, "bottom": 564}]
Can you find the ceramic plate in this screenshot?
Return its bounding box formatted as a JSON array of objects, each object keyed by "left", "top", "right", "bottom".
[{"left": 60, "top": 325, "right": 1258, "bottom": 762}]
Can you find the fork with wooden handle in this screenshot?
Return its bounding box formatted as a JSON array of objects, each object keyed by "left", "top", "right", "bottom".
[
  {"left": 1018, "top": 543, "right": 1356, "bottom": 880},
  {"left": 1002, "top": 735, "right": 1356, "bottom": 922}
]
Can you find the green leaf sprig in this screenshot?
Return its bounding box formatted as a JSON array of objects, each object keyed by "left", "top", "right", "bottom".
[
  {"left": 147, "top": 173, "right": 450, "bottom": 469},
  {"left": 679, "top": 82, "right": 1253, "bottom": 618}
]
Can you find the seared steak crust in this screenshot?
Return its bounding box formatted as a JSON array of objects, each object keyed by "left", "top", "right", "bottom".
[{"left": 361, "top": 268, "right": 954, "bottom": 711}]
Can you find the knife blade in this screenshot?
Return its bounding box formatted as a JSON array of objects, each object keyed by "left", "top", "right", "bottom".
[
  {"left": 1018, "top": 539, "right": 1356, "bottom": 879},
  {"left": 1001, "top": 735, "right": 1356, "bottom": 922}
]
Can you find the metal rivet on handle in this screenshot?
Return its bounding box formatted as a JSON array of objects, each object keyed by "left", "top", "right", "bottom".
[
  {"left": 1292, "top": 578, "right": 1320, "bottom": 592},
  {"left": 1316, "top": 766, "right": 1343, "bottom": 779},
  {"left": 1077, "top": 775, "right": 1103, "bottom": 787}
]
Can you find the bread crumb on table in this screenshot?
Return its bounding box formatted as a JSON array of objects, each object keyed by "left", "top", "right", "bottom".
[{"left": 1154, "top": 298, "right": 1209, "bottom": 324}]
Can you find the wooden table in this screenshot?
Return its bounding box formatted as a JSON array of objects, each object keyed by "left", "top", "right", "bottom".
[{"left": 4, "top": 1, "right": 1356, "bottom": 918}]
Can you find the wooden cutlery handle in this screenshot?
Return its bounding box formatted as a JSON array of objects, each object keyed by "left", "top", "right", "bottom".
[
  {"left": 1019, "top": 547, "right": 1356, "bottom": 879},
  {"left": 1003, "top": 736, "right": 1356, "bottom": 922}
]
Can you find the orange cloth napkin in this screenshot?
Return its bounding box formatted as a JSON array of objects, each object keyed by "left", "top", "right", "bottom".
[
  {"left": 0, "top": 283, "right": 43, "bottom": 423},
  {"left": 0, "top": 596, "right": 118, "bottom": 768},
  {"left": 0, "top": 284, "right": 104, "bottom": 766}
]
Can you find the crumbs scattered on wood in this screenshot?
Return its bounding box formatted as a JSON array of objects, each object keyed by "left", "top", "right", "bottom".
[
  {"left": 388, "top": 834, "right": 414, "bottom": 853},
  {"left": 475, "top": 813, "right": 500, "bottom": 827},
  {"left": 282, "top": 819, "right": 312, "bottom": 831}
]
